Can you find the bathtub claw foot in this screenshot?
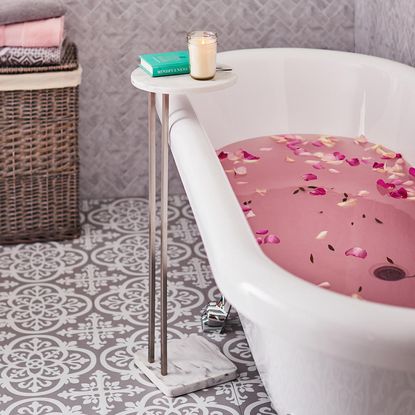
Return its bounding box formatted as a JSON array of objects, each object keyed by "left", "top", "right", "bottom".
[{"left": 201, "top": 295, "right": 232, "bottom": 333}]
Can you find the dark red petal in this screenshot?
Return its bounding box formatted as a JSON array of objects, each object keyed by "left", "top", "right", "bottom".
[
  {"left": 333, "top": 151, "right": 346, "bottom": 160},
  {"left": 372, "top": 162, "right": 385, "bottom": 169},
  {"left": 346, "top": 158, "right": 360, "bottom": 167}
]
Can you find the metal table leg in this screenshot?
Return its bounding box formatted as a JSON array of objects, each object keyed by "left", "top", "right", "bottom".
[
  {"left": 133, "top": 89, "right": 237, "bottom": 397},
  {"left": 148, "top": 92, "right": 156, "bottom": 363},
  {"left": 160, "top": 93, "right": 169, "bottom": 375}
]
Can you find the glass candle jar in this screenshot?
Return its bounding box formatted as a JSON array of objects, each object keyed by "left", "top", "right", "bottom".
[{"left": 187, "top": 31, "right": 217, "bottom": 80}]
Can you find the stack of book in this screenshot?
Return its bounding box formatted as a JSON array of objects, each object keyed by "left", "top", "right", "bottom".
[{"left": 139, "top": 50, "right": 190, "bottom": 77}]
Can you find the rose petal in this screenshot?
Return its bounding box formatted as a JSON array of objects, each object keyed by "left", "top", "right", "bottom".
[
  {"left": 316, "top": 230, "right": 328, "bottom": 240},
  {"left": 293, "top": 148, "right": 305, "bottom": 155},
  {"left": 333, "top": 151, "right": 346, "bottom": 160},
  {"left": 346, "top": 158, "right": 360, "bottom": 167},
  {"left": 372, "top": 162, "right": 385, "bottom": 169},
  {"left": 218, "top": 151, "right": 228, "bottom": 160},
  {"left": 326, "top": 160, "right": 344, "bottom": 165},
  {"left": 228, "top": 152, "right": 241, "bottom": 161},
  {"left": 256, "top": 237, "right": 263, "bottom": 245},
  {"left": 303, "top": 173, "right": 318, "bottom": 181},
  {"left": 256, "top": 188, "right": 267, "bottom": 196},
  {"left": 390, "top": 187, "right": 408, "bottom": 199},
  {"left": 409, "top": 167, "right": 415, "bottom": 177},
  {"left": 234, "top": 166, "right": 247, "bottom": 176},
  {"left": 337, "top": 198, "right": 357, "bottom": 207},
  {"left": 287, "top": 142, "right": 302, "bottom": 151},
  {"left": 377, "top": 179, "right": 395, "bottom": 189},
  {"left": 310, "top": 187, "right": 326, "bottom": 196},
  {"left": 264, "top": 234, "right": 280, "bottom": 244},
  {"left": 312, "top": 162, "right": 325, "bottom": 170},
  {"left": 242, "top": 206, "right": 251, "bottom": 212},
  {"left": 355, "top": 135, "right": 368, "bottom": 145},
  {"left": 319, "top": 136, "right": 336, "bottom": 147},
  {"left": 255, "top": 229, "right": 269, "bottom": 235},
  {"left": 311, "top": 141, "right": 323, "bottom": 147},
  {"left": 284, "top": 134, "right": 303, "bottom": 141},
  {"left": 345, "top": 247, "right": 367, "bottom": 259},
  {"left": 318, "top": 281, "right": 331, "bottom": 288},
  {"left": 241, "top": 150, "right": 260, "bottom": 161}
]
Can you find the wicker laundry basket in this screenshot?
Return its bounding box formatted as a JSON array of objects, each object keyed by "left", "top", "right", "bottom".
[{"left": 0, "top": 43, "right": 82, "bottom": 244}]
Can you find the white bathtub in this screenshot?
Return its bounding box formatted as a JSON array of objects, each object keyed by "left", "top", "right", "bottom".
[{"left": 163, "top": 48, "right": 415, "bottom": 415}]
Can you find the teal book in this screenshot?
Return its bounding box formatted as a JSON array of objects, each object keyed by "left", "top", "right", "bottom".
[{"left": 139, "top": 50, "right": 190, "bottom": 77}]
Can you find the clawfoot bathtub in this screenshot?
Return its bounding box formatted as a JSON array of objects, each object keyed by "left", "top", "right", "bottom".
[{"left": 160, "top": 48, "right": 415, "bottom": 415}]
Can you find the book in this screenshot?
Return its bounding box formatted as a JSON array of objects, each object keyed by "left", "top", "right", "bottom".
[{"left": 139, "top": 50, "right": 190, "bottom": 77}]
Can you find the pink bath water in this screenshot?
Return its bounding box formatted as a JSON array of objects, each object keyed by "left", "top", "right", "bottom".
[{"left": 218, "top": 134, "right": 415, "bottom": 308}]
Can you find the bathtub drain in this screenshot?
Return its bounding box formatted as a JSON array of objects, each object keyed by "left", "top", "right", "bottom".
[{"left": 373, "top": 266, "right": 406, "bottom": 281}]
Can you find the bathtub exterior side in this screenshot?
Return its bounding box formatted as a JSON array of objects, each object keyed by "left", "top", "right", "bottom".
[
  {"left": 240, "top": 314, "right": 415, "bottom": 415},
  {"left": 164, "top": 48, "right": 415, "bottom": 412}
]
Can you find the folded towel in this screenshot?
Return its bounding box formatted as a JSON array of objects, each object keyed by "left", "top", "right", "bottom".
[
  {"left": 0, "top": 38, "right": 68, "bottom": 67},
  {"left": 0, "top": 16, "right": 64, "bottom": 48},
  {"left": 0, "top": 0, "right": 65, "bottom": 26}
]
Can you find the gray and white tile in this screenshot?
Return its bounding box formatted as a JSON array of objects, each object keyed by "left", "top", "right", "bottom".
[{"left": 0, "top": 196, "right": 277, "bottom": 414}]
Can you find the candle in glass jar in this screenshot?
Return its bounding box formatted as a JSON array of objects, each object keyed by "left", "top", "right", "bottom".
[{"left": 187, "top": 31, "right": 217, "bottom": 80}]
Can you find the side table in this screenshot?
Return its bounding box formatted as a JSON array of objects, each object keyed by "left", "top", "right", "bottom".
[{"left": 130, "top": 68, "right": 238, "bottom": 397}]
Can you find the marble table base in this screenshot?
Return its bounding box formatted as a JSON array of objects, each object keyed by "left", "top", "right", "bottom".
[{"left": 133, "top": 334, "right": 238, "bottom": 397}]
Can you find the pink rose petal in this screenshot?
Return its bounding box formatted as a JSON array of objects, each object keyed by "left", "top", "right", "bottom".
[
  {"left": 312, "top": 162, "right": 325, "bottom": 170},
  {"left": 234, "top": 166, "right": 247, "bottom": 176},
  {"left": 264, "top": 234, "right": 280, "bottom": 244},
  {"left": 310, "top": 187, "right": 326, "bottom": 196},
  {"left": 287, "top": 144, "right": 301, "bottom": 151},
  {"left": 255, "top": 229, "right": 269, "bottom": 235},
  {"left": 293, "top": 147, "right": 305, "bottom": 155},
  {"left": 346, "top": 158, "right": 360, "bottom": 167},
  {"left": 372, "top": 162, "right": 385, "bottom": 169},
  {"left": 311, "top": 141, "right": 323, "bottom": 147},
  {"left": 345, "top": 247, "right": 367, "bottom": 259},
  {"left": 303, "top": 173, "right": 318, "bottom": 181},
  {"left": 409, "top": 167, "right": 415, "bottom": 177},
  {"left": 390, "top": 187, "right": 408, "bottom": 199},
  {"left": 241, "top": 150, "right": 260, "bottom": 161},
  {"left": 218, "top": 151, "right": 228, "bottom": 160},
  {"left": 242, "top": 206, "right": 251, "bottom": 213},
  {"left": 333, "top": 151, "right": 346, "bottom": 161},
  {"left": 256, "top": 237, "right": 263, "bottom": 245},
  {"left": 318, "top": 281, "right": 331, "bottom": 289},
  {"left": 376, "top": 179, "right": 395, "bottom": 189}
]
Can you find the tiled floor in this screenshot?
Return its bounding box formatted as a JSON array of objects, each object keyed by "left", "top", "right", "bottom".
[{"left": 0, "top": 196, "right": 277, "bottom": 415}]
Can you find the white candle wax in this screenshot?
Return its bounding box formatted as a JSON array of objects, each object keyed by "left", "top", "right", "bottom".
[{"left": 188, "top": 36, "right": 217, "bottom": 80}]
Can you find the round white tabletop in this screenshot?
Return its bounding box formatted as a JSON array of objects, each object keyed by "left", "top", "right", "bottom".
[{"left": 131, "top": 67, "right": 237, "bottom": 95}]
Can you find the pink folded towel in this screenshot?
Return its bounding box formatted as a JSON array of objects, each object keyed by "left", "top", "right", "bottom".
[{"left": 0, "top": 16, "right": 64, "bottom": 48}]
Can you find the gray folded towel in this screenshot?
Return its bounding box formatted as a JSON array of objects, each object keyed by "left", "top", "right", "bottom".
[{"left": 0, "top": 0, "right": 65, "bottom": 26}]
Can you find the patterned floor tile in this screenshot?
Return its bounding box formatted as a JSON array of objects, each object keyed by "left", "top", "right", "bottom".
[{"left": 0, "top": 196, "right": 277, "bottom": 415}]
